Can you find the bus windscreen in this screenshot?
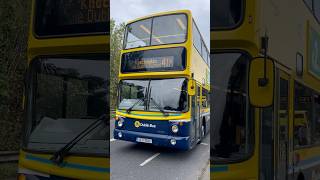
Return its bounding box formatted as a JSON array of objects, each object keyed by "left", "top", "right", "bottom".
[
  {"left": 34, "top": 0, "right": 109, "bottom": 37},
  {"left": 121, "top": 47, "right": 186, "bottom": 73}
]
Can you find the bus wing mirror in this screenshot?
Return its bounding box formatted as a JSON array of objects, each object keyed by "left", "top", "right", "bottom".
[
  {"left": 188, "top": 79, "right": 196, "bottom": 96},
  {"left": 249, "top": 57, "right": 275, "bottom": 107}
]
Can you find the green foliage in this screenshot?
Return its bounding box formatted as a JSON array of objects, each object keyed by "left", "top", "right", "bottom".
[
  {"left": 110, "top": 19, "right": 126, "bottom": 109},
  {"left": 0, "top": 0, "right": 31, "bottom": 151},
  {"left": 0, "top": 163, "right": 18, "bottom": 179},
  {"left": 0, "top": 73, "right": 8, "bottom": 98}
]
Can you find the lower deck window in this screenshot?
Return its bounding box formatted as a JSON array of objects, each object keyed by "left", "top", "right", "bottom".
[{"left": 294, "top": 82, "right": 320, "bottom": 148}]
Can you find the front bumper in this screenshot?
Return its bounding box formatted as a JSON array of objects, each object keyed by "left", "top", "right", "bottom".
[{"left": 114, "top": 129, "right": 191, "bottom": 150}]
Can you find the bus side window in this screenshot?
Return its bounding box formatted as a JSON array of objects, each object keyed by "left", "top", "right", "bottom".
[
  {"left": 197, "top": 86, "right": 201, "bottom": 102},
  {"left": 202, "top": 96, "right": 207, "bottom": 107},
  {"left": 293, "top": 84, "right": 320, "bottom": 147},
  {"left": 313, "top": 93, "right": 320, "bottom": 144},
  {"left": 202, "top": 88, "right": 208, "bottom": 108},
  {"left": 294, "top": 82, "right": 312, "bottom": 147}
]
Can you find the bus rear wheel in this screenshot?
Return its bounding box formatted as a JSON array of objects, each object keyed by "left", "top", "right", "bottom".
[
  {"left": 197, "top": 123, "right": 205, "bottom": 144},
  {"left": 201, "top": 117, "right": 207, "bottom": 138}
]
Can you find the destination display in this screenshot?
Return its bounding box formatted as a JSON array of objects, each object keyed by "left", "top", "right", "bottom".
[
  {"left": 128, "top": 56, "right": 174, "bottom": 70},
  {"left": 35, "top": 0, "right": 109, "bottom": 36},
  {"left": 121, "top": 47, "right": 186, "bottom": 73}
]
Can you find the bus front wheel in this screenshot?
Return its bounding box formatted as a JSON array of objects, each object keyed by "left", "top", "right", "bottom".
[
  {"left": 298, "top": 173, "right": 305, "bottom": 180},
  {"left": 197, "top": 118, "right": 206, "bottom": 144},
  {"left": 201, "top": 124, "right": 205, "bottom": 138}
]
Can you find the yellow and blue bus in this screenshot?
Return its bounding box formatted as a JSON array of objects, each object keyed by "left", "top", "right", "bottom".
[
  {"left": 18, "top": 0, "right": 110, "bottom": 179},
  {"left": 211, "top": 0, "right": 320, "bottom": 179},
  {"left": 113, "top": 10, "right": 210, "bottom": 150}
]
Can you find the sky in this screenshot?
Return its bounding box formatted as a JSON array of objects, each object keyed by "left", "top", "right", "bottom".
[{"left": 111, "top": 0, "right": 210, "bottom": 48}]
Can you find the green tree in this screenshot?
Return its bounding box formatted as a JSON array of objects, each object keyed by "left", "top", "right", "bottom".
[
  {"left": 110, "top": 19, "right": 126, "bottom": 109},
  {"left": 0, "top": 0, "right": 31, "bottom": 150}
]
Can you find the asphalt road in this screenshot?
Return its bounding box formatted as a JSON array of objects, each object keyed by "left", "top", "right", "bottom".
[{"left": 110, "top": 118, "right": 210, "bottom": 180}]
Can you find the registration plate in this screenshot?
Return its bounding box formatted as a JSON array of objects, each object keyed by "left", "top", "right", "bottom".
[{"left": 136, "top": 137, "right": 152, "bottom": 144}]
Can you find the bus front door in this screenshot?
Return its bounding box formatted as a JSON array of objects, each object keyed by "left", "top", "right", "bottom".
[
  {"left": 191, "top": 85, "right": 201, "bottom": 146},
  {"left": 260, "top": 70, "right": 290, "bottom": 180},
  {"left": 196, "top": 86, "right": 201, "bottom": 141},
  {"left": 275, "top": 71, "right": 290, "bottom": 180}
]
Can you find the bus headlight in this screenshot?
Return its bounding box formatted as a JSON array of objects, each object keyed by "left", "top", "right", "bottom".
[
  {"left": 118, "top": 132, "right": 123, "bottom": 138},
  {"left": 118, "top": 118, "right": 124, "bottom": 127},
  {"left": 171, "top": 125, "right": 179, "bottom": 133},
  {"left": 18, "top": 174, "right": 26, "bottom": 180},
  {"left": 170, "top": 139, "right": 176, "bottom": 146}
]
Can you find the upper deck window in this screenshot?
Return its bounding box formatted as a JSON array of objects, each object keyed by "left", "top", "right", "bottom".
[
  {"left": 211, "top": 0, "right": 244, "bottom": 30},
  {"left": 314, "top": 1, "right": 320, "bottom": 21},
  {"left": 192, "top": 20, "right": 210, "bottom": 66},
  {"left": 35, "top": 0, "right": 109, "bottom": 37},
  {"left": 304, "top": 0, "right": 313, "bottom": 11},
  {"left": 302, "top": 0, "right": 320, "bottom": 23},
  {"left": 124, "top": 14, "right": 188, "bottom": 49},
  {"left": 192, "top": 22, "right": 202, "bottom": 54}
]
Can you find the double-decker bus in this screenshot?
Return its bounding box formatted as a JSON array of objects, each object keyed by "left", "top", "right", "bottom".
[
  {"left": 113, "top": 10, "right": 210, "bottom": 150},
  {"left": 18, "top": 0, "right": 110, "bottom": 179},
  {"left": 211, "top": 0, "right": 320, "bottom": 180}
]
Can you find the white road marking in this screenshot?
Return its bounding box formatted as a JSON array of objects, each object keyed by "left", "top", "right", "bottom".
[
  {"left": 200, "top": 143, "right": 208, "bottom": 146},
  {"left": 139, "top": 153, "right": 161, "bottom": 167},
  {"left": 110, "top": 138, "right": 116, "bottom": 142}
]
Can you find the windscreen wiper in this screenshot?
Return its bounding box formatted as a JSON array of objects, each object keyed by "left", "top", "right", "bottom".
[
  {"left": 126, "top": 98, "right": 145, "bottom": 114},
  {"left": 150, "top": 97, "right": 169, "bottom": 117},
  {"left": 50, "top": 114, "right": 107, "bottom": 166}
]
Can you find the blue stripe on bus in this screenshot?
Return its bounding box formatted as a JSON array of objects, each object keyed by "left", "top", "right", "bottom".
[
  {"left": 25, "top": 154, "right": 109, "bottom": 173},
  {"left": 293, "top": 155, "right": 320, "bottom": 171},
  {"left": 210, "top": 166, "right": 229, "bottom": 172},
  {"left": 210, "top": 156, "right": 320, "bottom": 174}
]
